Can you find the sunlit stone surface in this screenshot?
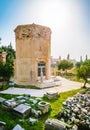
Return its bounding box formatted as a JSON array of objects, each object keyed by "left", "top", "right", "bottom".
[{"left": 14, "top": 23, "right": 51, "bottom": 86}]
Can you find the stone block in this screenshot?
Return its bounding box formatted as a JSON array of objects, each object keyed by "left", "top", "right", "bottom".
[
  {"left": 38, "top": 101, "right": 51, "bottom": 114},
  {"left": 13, "top": 104, "right": 31, "bottom": 117},
  {"left": 3, "top": 99, "right": 18, "bottom": 109},
  {"left": 31, "top": 109, "right": 42, "bottom": 117},
  {"left": 29, "top": 118, "right": 38, "bottom": 125},
  {"left": 44, "top": 91, "right": 59, "bottom": 99},
  {"left": 0, "top": 97, "right": 6, "bottom": 103},
  {"left": 0, "top": 121, "right": 6, "bottom": 130},
  {"left": 12, "top": 124, "right": 24, "bottom": 130},
  {"left": 45, "top": 119, "right": 71, "bottom": 130}
]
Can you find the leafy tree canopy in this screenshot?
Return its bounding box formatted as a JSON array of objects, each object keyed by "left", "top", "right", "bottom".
[
  {"left": 58, "top": 59, "right": 73, "bottom": 71},
  {"left": 0, "top": 61, "right": 14, "bottom": 82},
  {"left": 77, "top": 59, "right": 90, "bottom": 87}
]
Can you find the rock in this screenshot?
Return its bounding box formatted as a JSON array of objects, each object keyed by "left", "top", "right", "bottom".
[
  {"left": 0, "top": 97, "right": 6, "bottom": 103},
  {"left": 45, "top": 119, "right": 71, "bottom": 130},
  {"left": 31, "top": 109, "right": 42, "bottom": 117},
  {"left": 2, "top": 99, "right": 18, "bottom": 109},
  {"left": 70, "top": 116, "right": 76, "bottom": 122},
  {"left": 0, "top": 121, "right": 6, "bottom": 130},
  {"left": 73, "top": 107, "right": 79, "bottom": 113},
  {"left": 44, "top": 91, "right": 59, "bottom": 99},
  {"left": 57, "top": 90, "right": 90, "bottom": 129},
  {"left": 72, "top": 125, "right": 78, "bottom": 130},
  {"left": 38, "top": 101, "right": 51, "bottom": 114},
  {"left": 29, "top": 98, "right": 37, "bottom": 104},
  {"left": 16, "top": 96, "right": 25, "bottom": 100},
  {"left": 29, "top": 118, "right": 38, "bottom": 125},
  {"left": 13, "top": 104, "right": 31, "bottom": 117},
  {"left": 63, "top": 102, "right": 67, "bottom": 106}
]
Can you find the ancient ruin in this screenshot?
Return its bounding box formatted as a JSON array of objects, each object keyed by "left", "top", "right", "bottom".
[{"left": 14, "top": 23, "right": 51, "bottom": 86}]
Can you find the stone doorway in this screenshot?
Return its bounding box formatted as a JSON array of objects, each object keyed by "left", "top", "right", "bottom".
[{"left": 38, "top": 62, "right": 46, "bottom": 77}]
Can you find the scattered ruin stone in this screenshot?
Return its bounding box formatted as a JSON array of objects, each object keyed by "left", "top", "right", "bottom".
[
  {"left": 38, "top": 101, "right": 51, "bottom": 114},
  {"left": 72, "top": 125, "right": 78, "bottom": 130},
  {"left": 29, "top": 117, "right": 38, "bottom": 125},
  {"left": 16, "top": 96, "right": 25, "bottom": 100},
  {"left": 18, "top": 99, "right": 26, "bottom": 104},
  {"left": 0, "top": 97, "right": 6, "bottom": 103},
  {"left": 3, "top": 99, "right": 18, "bottom": 109},
  {"left": 12, "top": 124, "right": 24, "bottom": 130},
  {"left": 31, "top": 109, "right": 42, "bottom": 117},
  {"left": 0, "top": 121, "right": 6, "bottom": 130},
  {"left": 13, "top": 104, "right": 31, "bottom": 117},
  {"left": 57, "top": 89, "right": 90, "bottom": 130},
  {"left": 45, "top": 119, "right": 71, "bottom": 130},
  {"left": 29, "top": 98, "right": 38, "bottom": 104},
  {"left": 44, "top": 91, "right": 59, "bottom": 99},
  {"left": 24, "top": 94, "right": 31, "bottom": 99},
  {"left": 15, "top": 95, "right": 29, "bottom": 104}
]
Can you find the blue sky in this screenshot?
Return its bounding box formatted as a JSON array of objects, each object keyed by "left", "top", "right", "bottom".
[{"left": 0, "top": 0, "right": 90, "bottom": 61}]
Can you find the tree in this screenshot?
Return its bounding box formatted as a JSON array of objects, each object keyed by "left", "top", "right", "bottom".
[
  {"left": 80, "top": 56, "right": 83, "bottom": 62},
  {"left": 76, "top": 59, "right": 90, "bottom": 87},
  {"left": 1, "top": 44, "right": 15, "bottom": 64},
  {"left": 76, "top": 61, "right": 82, "bottom": 68},
  {"left": 67, "top": 54, "right": 70, "bottom": 60},
  {"left": 85, "top": 55, "right": 88, "bottom": 60},
  {"left": 0, "top": 61, "right": 14, "bottom": 85},
  {"left": 58, "top": 59, "right": 73, "bottom": 73}
]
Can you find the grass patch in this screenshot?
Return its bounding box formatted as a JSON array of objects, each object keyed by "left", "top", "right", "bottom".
[{"left": 0, "top": 88, "right": 83, "bottom": 130}]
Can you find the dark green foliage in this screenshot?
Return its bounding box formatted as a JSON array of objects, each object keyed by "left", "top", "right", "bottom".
[
  {"left": 0, "top": 61, "right": 14, "bottom": 82},
  {"left": 76, "top": 61, "right": 82, "bottom": 68},
  {"left": 0, "top": 44, "right": 15, "bottom": 85}
]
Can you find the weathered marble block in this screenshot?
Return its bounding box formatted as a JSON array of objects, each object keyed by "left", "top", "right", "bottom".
[
  {"left": 12, "top": 124, "right": 24, "bottom": 130},
  {"left": 29, "top": 118, "right": 38, "bottom": 125},
  {"left": 45, "top": 119, "right": 71, "bottom": 130},
  {"left": 13, "top": 104, "right": 31, "bottom": 117},
  {"left": 0, "top": 97, "right": 6, "bottom": 103},
  {"left": 3, "top": 99, "right": 17, "bottom": 109},
  {"left": 16, "top": 96, "right": 25, "bottom": 100},
  {"left": 44, "top": 91, "right": 59, "bottom": 99},
  {"left": 38, "top": 101, "right": 51, "bottom": 114},
  {"left": 31, "top": 109, "right": 42, "bottom": 117}
]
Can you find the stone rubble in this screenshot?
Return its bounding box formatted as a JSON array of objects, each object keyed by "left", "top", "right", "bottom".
[
  {"left": 57, "top": 88, "right": 90, "bottom": 130},
  {"left": 44, "top": 91, "right": 60, "bottom": 99},
  {"left": 0, "top": 121, "right": 6, "bottom": 130}
]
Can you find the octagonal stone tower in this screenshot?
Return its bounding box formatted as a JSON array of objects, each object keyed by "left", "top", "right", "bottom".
[{"left": 14, "top": 23, "right": 51, "bottom": 86}]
